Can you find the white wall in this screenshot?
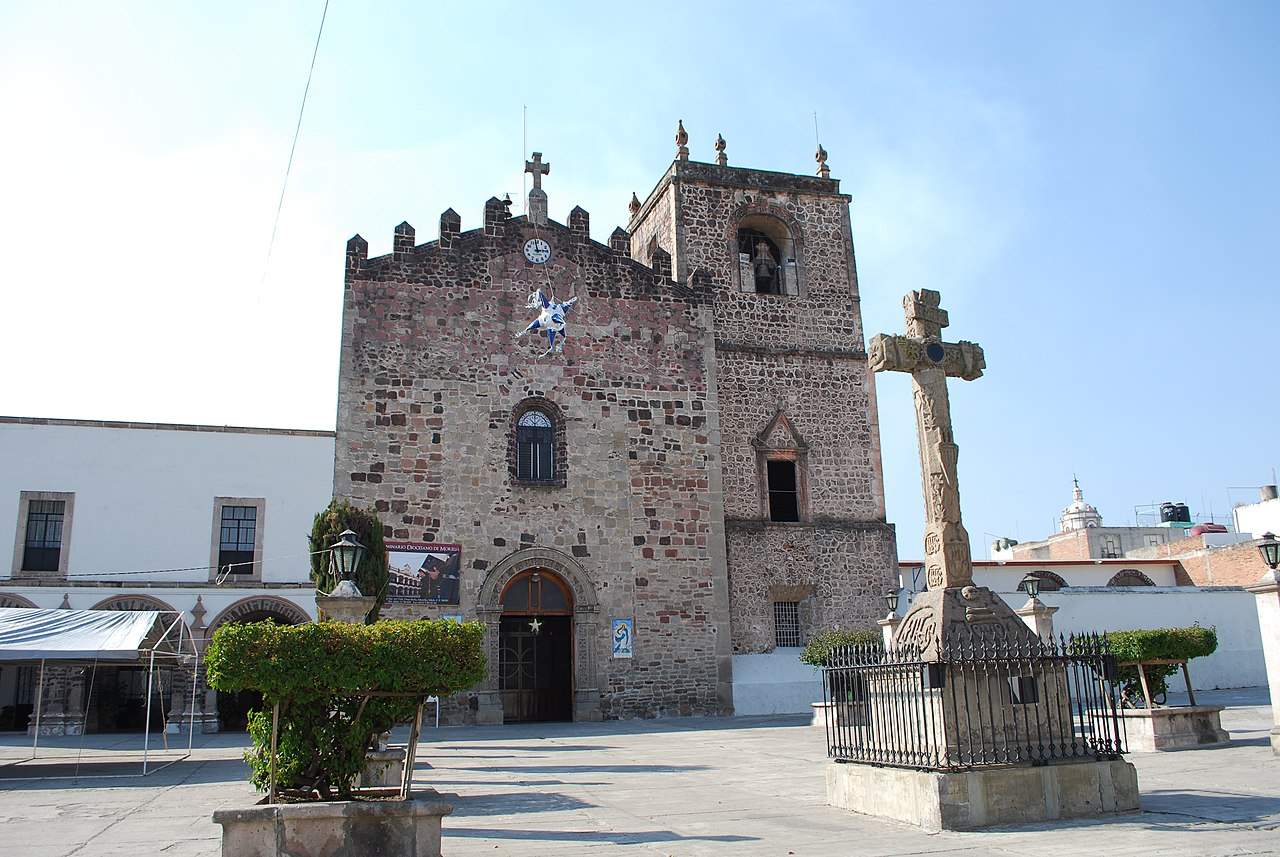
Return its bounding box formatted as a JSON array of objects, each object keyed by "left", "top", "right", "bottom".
[
  {"left": 1234, "top": 496, "right": 1280, "bottom": 540},
  {"left": 899, "top": 562, "right": 1181, "bottom": 593},
  {"left": 0, "top": 421, "right": 334, "bottom": 583},
  {"left": 732, "top": 649, "right": 823, "bottom": 716},
  {"left": 996, "top": 587, "right": 1266, "bottom": 692}
]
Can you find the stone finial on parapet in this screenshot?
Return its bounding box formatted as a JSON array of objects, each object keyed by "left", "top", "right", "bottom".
[
  {"left": 439, "top": 208, "right": 461, "bottom": 247},
  {"left": 609, "top": 227, "right": 631, "bottom": 256},
  {"left": 715, "top": 133, "right": 727, "bottom": 166},
  {"left": 346, "top": 234, "right": 368, "bottom": 272},
  {"left": 483, "top": 196, "right": 506, "bottom": 237},
  {"left": 816, "top": 143, "right": 830, "bottom": 179},
  {"left": 650, "top": 246, "right": 672, "bottom": 281},
  {"left": 393, "top": 221, "right": 415, "bottom": 255},
  {"left": 569, "top": 205, "right": 589, "bottom": 238},
  {"left": 628, "top": 192, "right": 641, "bottom": 219},
  {"left": 675, "top": 120, "right": 689, "bottom": 161}
]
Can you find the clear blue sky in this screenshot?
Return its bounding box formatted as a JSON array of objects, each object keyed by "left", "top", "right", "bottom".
[{"left": 2, "top": 1, "right": 1277, "bottom": 558}]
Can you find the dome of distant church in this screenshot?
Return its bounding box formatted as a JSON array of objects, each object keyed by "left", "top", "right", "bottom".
[{"left": 1060, "top": 477, "right": 1103, "bottom": 532}]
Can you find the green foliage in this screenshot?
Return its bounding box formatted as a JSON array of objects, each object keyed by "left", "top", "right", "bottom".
[
  {"left": 1105, "top": 625, "right": 1218, "bottom": 707},
  {"left": 309, "top": 498, "right": 389, "bottom": 620},
  {"left": 800, "top": 627, "right": 882, "bottom": 667},
  {"left": 206, "top": 619, "right": 486, "bottom": 799}
]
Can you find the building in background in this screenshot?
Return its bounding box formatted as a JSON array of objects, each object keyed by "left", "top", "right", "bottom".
[
  {"left": 0, "top": 417, "right": 331, "bottom": 735},
  {"left": 992, "top": 479, "right": 1223, "bottom": 562}
]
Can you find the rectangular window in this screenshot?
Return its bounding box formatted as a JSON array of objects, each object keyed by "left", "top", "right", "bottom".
[
  {"left": 22, "top": 499, "right": 65, "bottom": 572},
  {"left": 774, "top": 601, "right": 802, "bottom": 648},
  {"left": 767, "top": 459, "right": 800, "bottom": 522},
  {"left": 1144, "top": 535, "right": 1161, "bottom": 548},
  {"left": 218, "top": 505, "right": 257, "bottom": 576}
]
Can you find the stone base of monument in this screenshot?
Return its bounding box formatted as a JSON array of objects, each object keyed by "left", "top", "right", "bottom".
[
  {"left": 213, "top": 793, "right": 453, "bottom": 857},
  {"left": 826, "top": 759, "right": 1139, "bottom": 832},
  {"left": 1117, "top": 705, "right": 1229, "bottom": 752}
]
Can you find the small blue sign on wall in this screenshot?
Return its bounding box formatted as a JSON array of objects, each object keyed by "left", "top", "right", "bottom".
[{"left": 611, "top": 618, "right": 634, "bottom": 659}]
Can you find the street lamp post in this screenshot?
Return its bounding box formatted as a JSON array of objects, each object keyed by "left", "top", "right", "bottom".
[{"left": 1249, "top": 532, "right": 1280, "bottom": 755}]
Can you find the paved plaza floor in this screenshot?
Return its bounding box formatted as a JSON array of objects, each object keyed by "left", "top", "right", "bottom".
[{"left": 0, "top": 688, "right": 1276, "bottom": 856}]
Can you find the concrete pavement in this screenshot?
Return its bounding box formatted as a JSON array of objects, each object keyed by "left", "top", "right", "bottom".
[{"left": 0, "top": 688, "right": 1276, "bottom": 856}]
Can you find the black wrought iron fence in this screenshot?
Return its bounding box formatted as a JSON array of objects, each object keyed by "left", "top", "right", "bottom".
[{"left": 823, "top": 633, "right": 1126, "bottom": 770}]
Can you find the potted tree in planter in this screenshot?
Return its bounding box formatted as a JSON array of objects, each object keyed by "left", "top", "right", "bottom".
[
  {"left": 1105, "top": 624, "right": 1226, "bottom": 751},
  {"left": 207, "top": 619, "right": 485, "bottom": 857},
  {"left": 801, "top": 627, "right": 881, "bottom": 728}
]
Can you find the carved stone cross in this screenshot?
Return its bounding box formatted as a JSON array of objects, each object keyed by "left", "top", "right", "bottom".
[
  {"left": 524, "top": 152, "right": 550, "bottom": 190},
  {"left": 869, "top": 289, "right": 985, "bottom": 590}
]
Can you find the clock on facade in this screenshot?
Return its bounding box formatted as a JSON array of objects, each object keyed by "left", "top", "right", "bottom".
[{"left": 523, "top": 238, "right": 551, "bottom": 264}]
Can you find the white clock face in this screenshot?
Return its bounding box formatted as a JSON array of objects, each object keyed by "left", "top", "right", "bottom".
[{"left": 523, "top": 238, "right": 551, "bottom": 264}]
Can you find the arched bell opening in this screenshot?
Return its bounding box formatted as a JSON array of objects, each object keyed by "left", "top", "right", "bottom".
[{"left": 498, "top": 569, "right": 574, "bottom": 722}]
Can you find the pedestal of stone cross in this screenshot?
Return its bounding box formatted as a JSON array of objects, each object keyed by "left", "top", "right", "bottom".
[
  {"left": 525, "top": 152, "right": 550, "bottom": 226},
  {"left": 824, "top": 290, "right": 1139, "bottom": 830}
]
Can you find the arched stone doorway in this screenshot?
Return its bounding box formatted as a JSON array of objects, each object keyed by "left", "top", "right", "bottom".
[
  {"left": 498, "top": 570, "right": 574, "bottom": 722},
  {"left": 206, "top": 597, "right": 310, "bottom": 731},
  {"left": 476, "top": 548, "right": 602, "bottom": 724},
  {"left": 88, "top": 595, "right": 180, "bottom": 733}
]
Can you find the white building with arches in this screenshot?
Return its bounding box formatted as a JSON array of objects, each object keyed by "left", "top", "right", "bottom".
[{"left": 0, "top": 416, "right": 331, "bottom": 734}]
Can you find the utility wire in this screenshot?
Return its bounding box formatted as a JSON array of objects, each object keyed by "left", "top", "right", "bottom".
[{"left": 261, "top": 0, "right": 331, "bottom": 285}]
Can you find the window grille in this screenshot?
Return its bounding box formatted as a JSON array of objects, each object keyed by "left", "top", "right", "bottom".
[
  {"left": 737, "top": 228, "right": 784, "bottom": 294},
  {"left": 767, "top": 459, "right": 800, "bottom": 522},
  {"left": 22, "top": 499, "right": 65, "bottom": 572},
  {"left": 774, "top": 601, "right": 802, "bottom": 648},
  {"left": 218, "top": 505, "right": 257, "bottom": 575},
  {"left": 516, "top": 409, "right": 555, "bottom": 482}
]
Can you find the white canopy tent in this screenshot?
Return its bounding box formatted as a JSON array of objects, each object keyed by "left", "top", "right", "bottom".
[{"left": 0, "top": 607, "right": 199, "bottom": 779}]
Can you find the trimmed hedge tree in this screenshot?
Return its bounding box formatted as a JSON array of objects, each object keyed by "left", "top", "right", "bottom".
[
  {"left": 206, "top": 619, "right": 486, "bottom": 800},
  {"left": 800, "top": 627, "right": 882, "bottom": 668},
  {"left": 309, "top": 499, "right": 389, "bottom": 620},
  {"left": 1105, "top": 625, "right": 1218, "bottom": 707}
]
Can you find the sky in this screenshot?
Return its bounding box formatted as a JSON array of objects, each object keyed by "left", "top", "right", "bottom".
[{"left": 2, "top": 1, "right": 1278, "bottom": 559}]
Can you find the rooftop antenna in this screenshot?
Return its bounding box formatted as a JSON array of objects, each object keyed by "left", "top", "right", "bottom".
[{"left": 813, "top": 111, "right": 820, "bottom": 147}]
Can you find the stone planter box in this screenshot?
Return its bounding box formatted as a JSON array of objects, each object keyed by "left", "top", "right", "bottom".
[
  {"left": 213, "top": 794, "right": 453, "bottom": 857},
  {"left": 1118, "top": 704, "right": 1229, "bottom": 751},
  {"left": 360, "top": 747, "right": 407, "bottom": 788}
]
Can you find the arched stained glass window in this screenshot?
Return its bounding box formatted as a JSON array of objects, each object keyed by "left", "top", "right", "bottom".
[{"left": 517, "top": 409, "right": 554, "bottom": 481}]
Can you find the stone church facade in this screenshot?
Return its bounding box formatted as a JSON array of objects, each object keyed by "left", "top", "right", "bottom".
[{"left": 335, "top": 137, "right": 897, "bottom": 723}]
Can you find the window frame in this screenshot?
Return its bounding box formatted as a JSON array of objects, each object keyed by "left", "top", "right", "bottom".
[
  {"left": 509, "top": 398, "right": 567, "bottom": 488},
  {"left": 209, "top": 497, "right": 266, "bottom": 582},
  {"left": 773, "top": 600, "right": 803, "bottom": 648},
  {"left": 11, "top": 491, "right": 75, "bottom": 578}
]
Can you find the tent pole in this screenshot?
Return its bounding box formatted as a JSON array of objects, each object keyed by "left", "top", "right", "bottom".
[
  {"left": 187, "top": 624, "right": 198, "bottom": 754},
  {"left": 31, "top": 659, "right": 46, "bottom": 759},
  {"left": 143, "top": 648, "right": 156, "bottom": 775}
]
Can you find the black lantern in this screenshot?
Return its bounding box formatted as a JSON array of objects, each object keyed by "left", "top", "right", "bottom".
[
  {"left": 330, "top": 529, "right": 367, "bottom": 581},
  {"left": 1258, "top": 532, "right": 1280, "bottom": 570},
  {"left": 883, "top": 589, "right": 900, "bottom": 615},
  {"left": 1020, "top": 573, "right": 1041, "bottom": 599}
]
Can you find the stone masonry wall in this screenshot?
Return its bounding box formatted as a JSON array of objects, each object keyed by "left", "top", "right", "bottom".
[
  {"left": 337, "top": 212, "right": 728, "bottom": 720},
  {"left": 669, "top": 163, "right": 896, "bottom": 653}
]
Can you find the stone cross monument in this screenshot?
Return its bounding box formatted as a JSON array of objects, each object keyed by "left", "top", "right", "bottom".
[
  {"left": 525, "top": 151, "right": 550, "bottom": 225},
  {"left": 869, "top": 288, "right": 985, "bottom": 591}
]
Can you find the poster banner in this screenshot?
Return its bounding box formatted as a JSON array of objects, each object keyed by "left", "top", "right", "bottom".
[
  {"left": 611, "top": 618, "right": 634, "bottom": 659},
  {"left": 385, "top": 541, "right": 461, "bottom": 604}
]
